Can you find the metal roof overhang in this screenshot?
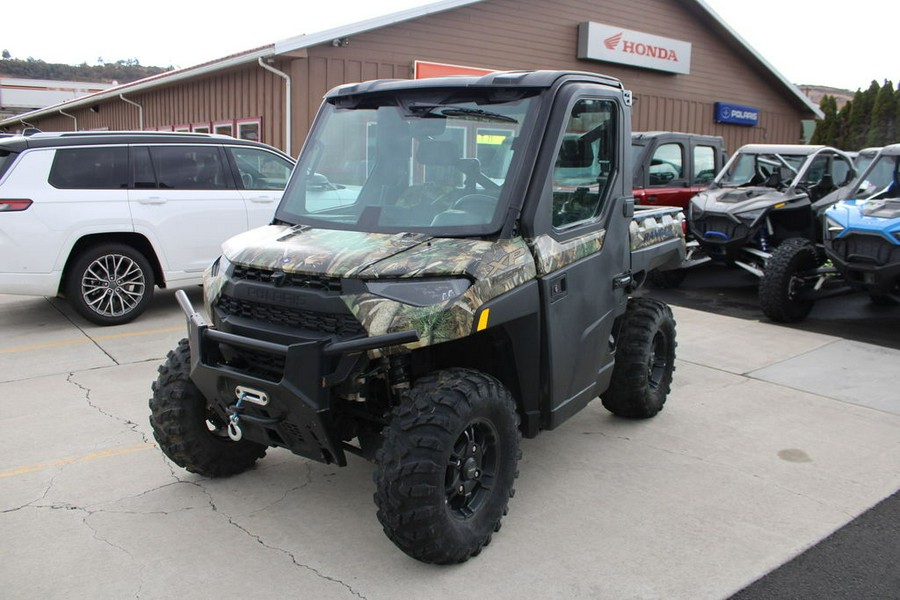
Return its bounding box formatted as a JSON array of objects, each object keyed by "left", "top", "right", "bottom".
[{"left": 1, "top": 0, "right": 822, "bottom": 127}]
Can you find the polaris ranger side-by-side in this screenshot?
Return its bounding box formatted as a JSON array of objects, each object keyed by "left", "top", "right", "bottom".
[{"left": 149, "top": 71, "right": 686, "bottom": 564}]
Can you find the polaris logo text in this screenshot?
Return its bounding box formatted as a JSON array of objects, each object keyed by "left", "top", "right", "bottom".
[{"left": 604, "top": 33, "right": 680, "bottom": 62}]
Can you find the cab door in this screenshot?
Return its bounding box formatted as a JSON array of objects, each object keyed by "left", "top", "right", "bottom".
[{"left": 524, "top": 88, "right": 631, "bottom": 429}]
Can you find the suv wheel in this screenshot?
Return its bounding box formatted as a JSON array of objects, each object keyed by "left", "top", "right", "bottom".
[
  {"left": 65, "top": 243, "right": 155, "bottom": 325},
  {"left": 149, "top": 338, "right": 267, "bottom": 477},
  {"left": 601, "top": 297, "right": 676, "bottom": 419},
  {"left": 374, "top": 368, "right": 521, "bottom": 564}
]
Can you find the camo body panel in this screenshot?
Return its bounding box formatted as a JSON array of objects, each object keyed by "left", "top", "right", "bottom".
[
  {"left": 529, "top": 230, "right": 607, "bottom": 276},
  {"left": 221, "top": 225, "right": 432, "bottom": 277},
  {"left": 210, "top": 225, "right": 536, "bottom": 352},
  {"left": 630, "top": 210, "right": 685, "bottom": 251}
]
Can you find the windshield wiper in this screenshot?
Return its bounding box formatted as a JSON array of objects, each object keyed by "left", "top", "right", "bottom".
[{"left": 438, "top": 107, "right": 518, "bottom": 123}]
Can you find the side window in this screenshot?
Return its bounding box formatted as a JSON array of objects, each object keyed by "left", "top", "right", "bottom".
[
  {"left": 648, "top": 143, "right": 683, "bottom": 186},
  {"left": 132, "top": 146, "right": 157, "bottom": 189},
  {"left": 832, "top": 156, "right": 853, "bottom": 186},
  {"left": 801, "top": 156, "right": 828, "bottom": 185},
  {"left": 693, "top": 145, "right": 717, "bottom": 184},
  {"left": 228, "top": 147, "right": 293, "bottom": 190},
  {"left": 552, "top": 98, "right": 616, "bottom": 228},
  {"left": 148, "top": 146, "right": 231, "bottom": 190},
  {"left": 49, "top": 147, "right": 127, "bottom": 189}
]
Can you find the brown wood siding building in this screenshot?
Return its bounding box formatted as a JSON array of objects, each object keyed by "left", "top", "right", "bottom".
[{"left": 3, "top": 0, "right": 816, "bottom": 155}]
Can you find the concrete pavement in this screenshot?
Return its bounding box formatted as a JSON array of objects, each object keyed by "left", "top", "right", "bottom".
[{"left": 1, "top": 289, "right": 898, "bottom": 599}]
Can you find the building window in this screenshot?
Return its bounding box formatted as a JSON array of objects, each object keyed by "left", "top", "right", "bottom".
[
  {"left": 174, "top": 124, "right": 190, "bottom": 132},
  {"left": 192, "top": 122, "right": 210, "bottom": 133},
  {"left": 236, "top": 118, "right": 261, "bottom": 142},
  {"left": 213, "top": 121, "right": 234, "bottom": 137}
]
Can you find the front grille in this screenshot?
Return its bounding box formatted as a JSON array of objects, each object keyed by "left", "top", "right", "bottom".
[
  {"left": 232, "top": 265, "right": 343, "bottom": 294},
  {"left": 217, "top": 295, "right": 366, "bottom": 337},
  {"left": 831, "top": 234, "right": 899, "bottom": 267},
  {"left": 693, "top": 216, "right": 750, "bottom": 242},
  {"left": 221, "top": 346, "right": 285, "bottom": 381}
]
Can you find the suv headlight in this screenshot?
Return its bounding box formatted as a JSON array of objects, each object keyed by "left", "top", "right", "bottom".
[{"left": 365, "top": 278, "right": 471, "bottom": 307}]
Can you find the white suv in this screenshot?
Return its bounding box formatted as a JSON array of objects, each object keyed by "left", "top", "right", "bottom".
[{"left": 0, "top": 131, "right": 294, "bottom": 325}]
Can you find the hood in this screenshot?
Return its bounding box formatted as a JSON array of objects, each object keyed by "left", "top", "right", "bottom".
[
  {"left": 692, "top": 186, "right": 806, "bottom": 215},
  {"left": 221, "top": 224, "right": 534, "bottom": 281},
  {"left": 828, "top": 199, "right": 900, "bottom": 239}
]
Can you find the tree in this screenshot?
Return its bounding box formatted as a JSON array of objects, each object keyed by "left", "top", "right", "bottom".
[
  {"left": 811, "top": 95, "right": 839, "bottom": 146},
  {"left": 2, "top": 49, "right": 10, "bottom": 60},
  {"left": 867, "top": 80, "right": 896, "bottom": 148}
]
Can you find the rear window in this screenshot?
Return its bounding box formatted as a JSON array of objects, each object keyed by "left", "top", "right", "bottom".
[
  {"left": 0, "top": 149, "right": 20, "bottom": 180},
  {"left": 49, "top": 147, "right": 128, "bottom": 189}
]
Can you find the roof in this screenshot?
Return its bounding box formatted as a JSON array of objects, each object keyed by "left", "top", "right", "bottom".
[
  {"left": 0, "top": 0, "right": 822, "bottom": 127},
  {"left": 0, "top": 130, "right": 291, "bottom": 156},
  {"left": 735, "top": 144, "right": 829, "bottom": 155}
]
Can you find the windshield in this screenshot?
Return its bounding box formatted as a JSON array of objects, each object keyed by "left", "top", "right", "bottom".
[
  {"left": 276, "top": 90, "right": 539, "bottom": 234},
  {"left": 856, "top": 152, "right": 900, "bottom": 199},
  {"left": 717, "top": 151, "right": 808, "bottom": 187}
]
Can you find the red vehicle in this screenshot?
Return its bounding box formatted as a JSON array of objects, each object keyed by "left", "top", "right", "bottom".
[{"left": 632, "top": 132, "right": 727, "bottom": 210}]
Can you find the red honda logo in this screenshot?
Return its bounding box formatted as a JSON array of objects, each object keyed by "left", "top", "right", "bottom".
[{"left": 604, "top": 33, "right": 622, "bottom": 50}]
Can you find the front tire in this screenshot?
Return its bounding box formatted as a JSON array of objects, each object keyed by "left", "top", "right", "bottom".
[
  {"left": 759, "top": 238, "right": 819, "bottom": 323},
  {"left": 602, "top": 297, "right": 676, "bottom": 419},
  {"left": 149, "top": 338, "right": 267, "bottom": 477},
  {"left": 374, "top": 368, "right": 521, "bottom": 564},
  {"left": 65, "top": 243, "right": 155, "bottom": 325}
]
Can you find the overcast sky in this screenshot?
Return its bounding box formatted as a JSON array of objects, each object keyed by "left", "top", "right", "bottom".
[{"left": 3, "top": 0, "right": 894, "bottom": 93}]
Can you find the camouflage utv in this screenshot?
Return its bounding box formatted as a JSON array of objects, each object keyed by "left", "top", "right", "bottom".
[{"left": 149, "top": 71, "right": 686, "bottom": 563}]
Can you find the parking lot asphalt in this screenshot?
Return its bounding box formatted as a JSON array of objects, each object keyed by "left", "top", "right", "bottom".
[{"left": 2, "top": 287, "right": 899, "bottom": 599}]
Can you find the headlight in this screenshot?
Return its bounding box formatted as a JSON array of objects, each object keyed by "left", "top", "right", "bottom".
[
  {"left": 825, "top": 217, "right": 845, "bottom": 235},
  {"left": 736, "top": 208, "right": 765, "bottom": 222},
  {"left": 365, "top": 278, "right": 471, "bottom": 307}
]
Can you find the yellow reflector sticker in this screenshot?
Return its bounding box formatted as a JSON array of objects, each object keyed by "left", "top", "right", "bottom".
[
  {"left": 774, "top": 202, "right": 786, "bottom": 209},
  {"left": 476, "top": 134, "right": 507, "bottom": 145},
  {"left": 477, "top": 308, "right": 490, "bottom": 331}
]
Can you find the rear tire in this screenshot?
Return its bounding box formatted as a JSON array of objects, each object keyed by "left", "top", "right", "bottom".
[
  {"left": 374, "top": 368, "right": 521, "bottom": 564},
  {"left": 759, "top": 238, "right": 819, "bottom": 323},
  {"left": 601, "top": 298, "right": 676, "bottom": 419},
  {"left": 65, "top": 243, "right": 155, "bottom": 325},
  {"left": 149, "top": 338, "right": 267, "bottom": 477}
]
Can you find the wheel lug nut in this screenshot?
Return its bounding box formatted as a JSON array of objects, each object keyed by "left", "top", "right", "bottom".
[{"left": 458, "top": 484, "right": 465, "bottom": 493}]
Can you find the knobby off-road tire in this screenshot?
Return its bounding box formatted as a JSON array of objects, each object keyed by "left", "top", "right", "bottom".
[
  {"left": 601, "top": 297, "right": 676, "bottom": 419},
  {"left": 759, "top": 238, "right": 819, "bottom": 323},
  {"left": 374, "top": 368, "right": 521, "bottom": 564},
  {"left": 149, "top": 338, "right": 266, "bottom": 477},
  {"left": 65, "top": 243, "right": 155, "bottom": 326}
]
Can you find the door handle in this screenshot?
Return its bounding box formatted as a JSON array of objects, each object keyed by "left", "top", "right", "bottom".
[
  {"left": 248, "top": 196, "right": 275, "bottom": 203},
  {"left": 137, "top": 196, "right": 166, "bottom": 204}
]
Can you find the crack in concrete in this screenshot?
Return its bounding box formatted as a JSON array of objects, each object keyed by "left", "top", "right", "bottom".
[
  {"left": 66, "top": 372, "right": 151, "bottom": 445},
  {"left": 248, "top": 463, "right": 315, "bottom": 516},
  {"left": 190, "top": 479, "right": 368, "bottom": 600}
]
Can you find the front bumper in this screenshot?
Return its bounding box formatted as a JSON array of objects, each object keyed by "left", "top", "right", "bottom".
[{"left": 175, "top": 290, "right": 417, "bottom": 466}]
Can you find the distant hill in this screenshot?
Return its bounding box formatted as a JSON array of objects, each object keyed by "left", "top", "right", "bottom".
[
  {"left": 796, "top": 84, "right": 855, "bottom": 110},
  {"left": 0, "top": 56, "right": 171, "bottom": 84}
]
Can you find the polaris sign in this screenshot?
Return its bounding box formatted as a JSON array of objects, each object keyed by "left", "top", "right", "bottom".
[
  {"left": 577, "top": 22, "right": 691, "bottom": 75},
  {"left": 715, "top": 102, "right": 760, "bottom": 126}
]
